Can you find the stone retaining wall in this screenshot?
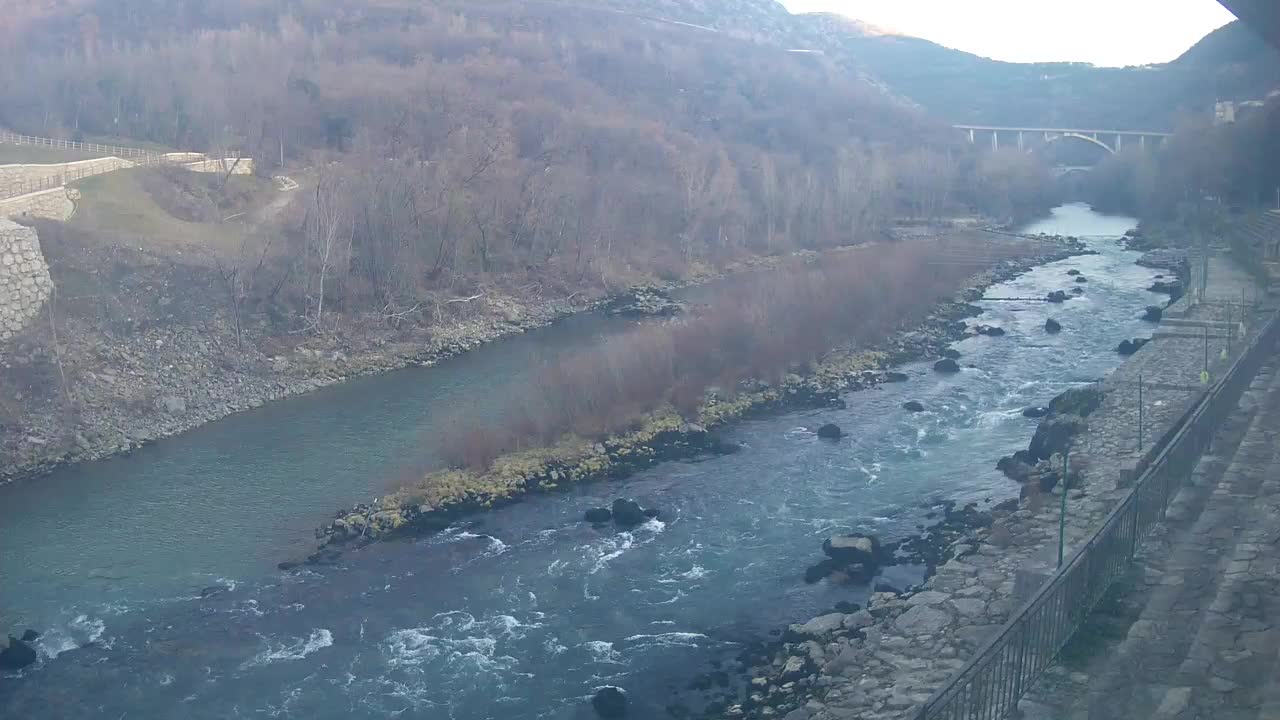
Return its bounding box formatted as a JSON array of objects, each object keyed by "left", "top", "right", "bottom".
[
  {"left": 0, "top": 157, "right": 135, "bottom": 198},
  {"left": 0, "top": 218, "right": 53, "bottom": 341},
  {"left": 0, "top": 187, "right": 75, "bottom": 221}
]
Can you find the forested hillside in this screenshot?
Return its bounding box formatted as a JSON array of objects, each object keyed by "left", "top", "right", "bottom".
[{"left": 0, "top": 0, "right": 1054, "bottom": 328}]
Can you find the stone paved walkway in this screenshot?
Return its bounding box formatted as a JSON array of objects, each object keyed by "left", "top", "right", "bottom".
[{"left": 1019, "top": 359, "right": 1280, "bottom": 720}]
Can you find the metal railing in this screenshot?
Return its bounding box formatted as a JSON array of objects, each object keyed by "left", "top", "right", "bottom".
[
  {"left": 0, "top": 161, "right": 150, "bottom": 201},
  {"left": 915, "top": 308, "right": 1280, "bottom": 720},
  {"left": 0, "top": 130, "right": 158, "bottom": 160}
]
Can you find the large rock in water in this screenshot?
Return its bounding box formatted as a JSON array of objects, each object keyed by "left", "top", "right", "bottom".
[
  {"left": 605, "top": 288, "right": 683, "bottom": 317},
  {"left": 1028, "top": 415, "right": 1086, "bottom": 462},
  {"left": 1022, "top": 406, "right": 1050, "bottom": 418},
  {"left": 0, "top": 636, "right": 37, "bottom": 671},
  {"left": 1046, "top": 290, "right": 1068, "bottom": 303},
  {"left": 1116, "top": 338, "right": 1150, "bottom": 356},
  {"left": 1048, "top": 386, "right": 1106, "bottom": 417},
  {"left": 584, "top": 507, "right": 612, "bottom": 524},
  {"left": 610, "top": 499, "right": 648, "bottom": 527},
  {"left": 1143, "top": 305, "right": 1163, "bottom": 322},
  {"left": 996, "top": 455, "right": 1036, "bottom": 483},
  {"left": 823, "top": 534, "right": 882, "bottom": 567},
  {"left": 592, "top": 686, "right": 628, "bottom": 718},
  {"left": 816, "top": 423, "right": 843, "bottom": 440},
  {"left": 933, "top": 358, "right": 960, "bottom": 373},
  {"left": 975, "top": 325, "right": 1006, "bottom": 337},
  {"left": 902, "top": 400, "right": 925, "bottom": 413},
  {"left": 1044, "top": 318, "right": 1062, "bottom": 334}
]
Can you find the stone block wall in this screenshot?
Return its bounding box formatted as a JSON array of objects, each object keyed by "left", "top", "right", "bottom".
[
  {"left": 0, "top": 187, "right": 75, "bottom": 221},
  {"left": 0, "top": 157, "right": 135, "bottom": 198},
  {"left": 0, "top": 218, "right": 53, "bottom": 341}
]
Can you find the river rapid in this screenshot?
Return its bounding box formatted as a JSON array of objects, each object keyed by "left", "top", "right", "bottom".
[{"left": 1, "top": 204, "right": 1157, "bottom": 719}]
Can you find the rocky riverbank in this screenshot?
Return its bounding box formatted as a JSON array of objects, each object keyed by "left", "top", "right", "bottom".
[
  {"left": 0, "top": 235, "right": 818, "bottom": 485},
  {"left": 314, "top": 235, "right": 1089, "bottom": 557},
  {"left": 717, "top": 247, "right": 1268, "bottom": 720}
]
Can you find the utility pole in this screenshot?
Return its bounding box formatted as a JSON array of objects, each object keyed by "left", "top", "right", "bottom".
[
  {"left": 1058, "top": 448, "right": 1070, "bottom": 568},
  {"left": 1198, "top": 192, "right": 1210, "bottom": 303},
  {"left": 1137, "top": 374, "right": 1144, "bottom": 453}
]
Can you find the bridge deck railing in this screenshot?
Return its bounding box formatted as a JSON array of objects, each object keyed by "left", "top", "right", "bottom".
[{"left": 914, "top": 308, "right": 1280, "bottom": 720}]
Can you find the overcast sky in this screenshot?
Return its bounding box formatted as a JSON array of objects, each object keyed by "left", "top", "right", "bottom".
[{"left": 779, "top": 0, "right": 1237, "bottom": 66}]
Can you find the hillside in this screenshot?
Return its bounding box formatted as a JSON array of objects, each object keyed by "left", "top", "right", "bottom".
[{"left": 839, "top": 20, "right": 1280, "bottom": 129}]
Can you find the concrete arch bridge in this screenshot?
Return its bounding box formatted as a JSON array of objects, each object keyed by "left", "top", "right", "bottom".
[{"left": 955, "top": 125, "right": 1173, "bottom": 155}]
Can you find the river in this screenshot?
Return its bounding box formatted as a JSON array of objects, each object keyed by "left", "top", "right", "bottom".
[{"left": 0, "top": 204, "right": 1152, "bottom": 718}]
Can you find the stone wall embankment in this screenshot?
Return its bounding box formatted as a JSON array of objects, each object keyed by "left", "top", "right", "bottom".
[
  {"left": 0, "top": 187, "right": 76, "bottom": 221},
  {"left": 0, "top": 218, "right": 53, "bottom": 341},
  {"left": 0, "top": 157, "right": 135, "bottom": 198}
]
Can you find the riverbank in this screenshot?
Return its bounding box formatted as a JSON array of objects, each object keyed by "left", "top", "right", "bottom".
[
  {"left": 315, "top": 234, "right": 1089, "bottom": 556},
  {"left": 724, "top": 243, "right": 1270, "bottom": 719},
  {"left": 0, "top": 232, "right": 846, "bottom": 486}
]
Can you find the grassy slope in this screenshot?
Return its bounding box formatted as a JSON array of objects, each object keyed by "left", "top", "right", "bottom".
[
  {"left": 0, "top": 144, "right": 103, "bottom": 164},
  {"left": 68, "top": 168, "right": 280, "bottom": 262}
]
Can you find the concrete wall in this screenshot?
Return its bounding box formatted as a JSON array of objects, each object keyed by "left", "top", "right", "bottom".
[
  {"left": 0, "top": 218, "right": 53, "bottom": 341},
  {"left": 0, "top": 187, "right": 75, "bottom": 221},
  {"left": 0, "top": 157, "right": 135, "bottom": 198},
  {"left": 182, "top": 157, "right": 255, "bottom": 175}
]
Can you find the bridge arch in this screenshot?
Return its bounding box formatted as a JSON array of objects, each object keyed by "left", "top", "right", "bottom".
[{"left": 1033, "top": 132, "right": 1116, "bottom": 155}]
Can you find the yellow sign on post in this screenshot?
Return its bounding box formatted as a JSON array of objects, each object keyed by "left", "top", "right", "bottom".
[{"left": 1201, "top": 370, "right": 1211, "bottom": 384}]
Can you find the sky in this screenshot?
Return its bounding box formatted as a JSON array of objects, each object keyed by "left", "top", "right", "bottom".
[{"left": 779, "top": 0, "right": 1238, "bottom": 67}]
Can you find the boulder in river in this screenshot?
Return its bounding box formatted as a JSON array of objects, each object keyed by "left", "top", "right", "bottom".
[
  {"left": 1044, "top": 318, "right": 1062, "bottom": 334},
  {"left": 1046, "top": 290, "right": 1068, "bottom": 303},
  {"left": 933, "top": 358, "right": 960, "bottom": 373},
  {"left": 816, "top": 423, "right": 844, "bottom": 440},
  {"left": 975, "top": 325, "right": 1006, "bottom": 337},
  {"left": 1048, "top": 386, "right": 1106, "bottom": 417},
  {"left": 804, "top": 557, "right": 844, "bottom": 583},
  {"left": 1074, "top": 275, "right": 1089, "bottom": 283},
  {"left": 884, "top": 371, "right": 909, "bottom": 383},
  {"left": 1149, "top": 279, "right": 1184, "bottom": 298},
  {"left": 19, "top": 630, "right": 39, "bottom": 643},
  {"left": 1142, "top": 306, "right": 1163, "bottom": 322},
  {"left": 0, "top": 635, "right": 37, "bottom": 671},
  {"left": 584, "top": 507, "right": 612, "bottom": 524},
  {"left": 1116, "top": 338, "right": 1150, "bottom": 356},
  {"left": 610, "top": 499, "right": 648, "bottom": 527},
  {"left": 902, "top": 400, "right": 925, "bottom": 413},
  {"left": 1022, "top": 406, "right": 1050, "bottom": 418},
  {"left": 1028, "top": 415, "right": 1086, "bottom": 463},
  {"left": 997, "top": 455, "right": 1036, "bottom": 483},
  {"left": 592, "top": 686, "right": 628, "bottom": 718},
  {"left": 1066, "top": 269, "right": 1081, "bottom": 276},
  {"left": 1071, "top": 287, "right": 1085, "bottom": 295},
  {"left": 604, "top": 288, "right": 683, "bottom": 318},
  {"left": 822, "top": 533, "right": 883, "bottom": 567},
  {"left": 941, "top": 348, "right": 962, "bottom": 360}
]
